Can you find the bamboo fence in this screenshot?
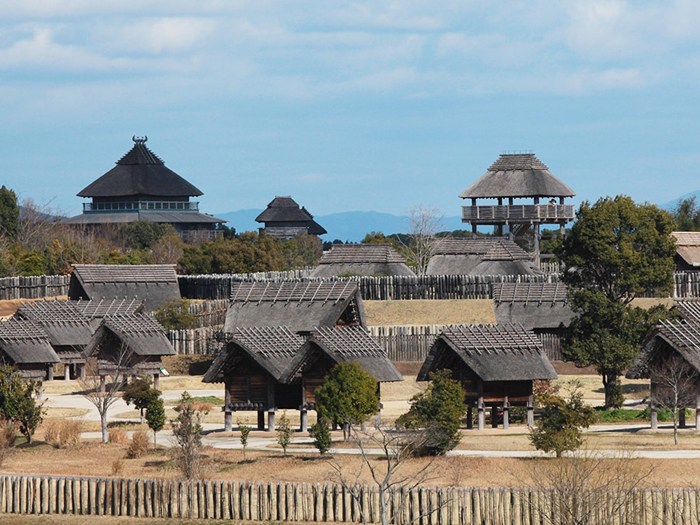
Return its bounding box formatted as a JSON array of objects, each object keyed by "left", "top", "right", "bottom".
[{"left": 0, "top": 473, "right": 693, "bottom": 524}]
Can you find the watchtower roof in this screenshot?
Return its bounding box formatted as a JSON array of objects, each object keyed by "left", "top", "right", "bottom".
[
  {"left": 77, "top": 137, "right": 203, "bottom": 198},
  {"left": 459, "top": 153, "right": 575, "bottom": 199}
]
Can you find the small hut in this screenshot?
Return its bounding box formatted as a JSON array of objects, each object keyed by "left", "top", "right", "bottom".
[
  {"left": 671, "top": 232, "right": 700, "bottom": 271},
  {"left": 85, "top": 313, "right": 175, "bottom": 389},
  {"left": 69, "top": 264, "right": 180, "bottom": 311},
  {"left": 203, "top": 326, "right": 305, "bottom": 432},
  {"left": 426, "top": 238, "right": 535, "bottom": 276},
  {"left": 311, "top": 244, "right": 416, "bottom": 277},
  {"left": 255, "top": 196, "right": 327, "bottom": 239},
  {"left": 16, "top": 300, "right": 93, "bottom": 379},
  {"left": 626, "top": 320, "right": 700, "bottom": 430},
  {"left": 226, "top": 281, "right": 366, "bottom": 333},
  {"left": 492, "top": 282, "right": 574, "bottom": 361},
  {"left": 286, "top": 326, "right": 403, "bottom": 429},
  {"left": 418, "top": 324, "right": 557, "bottom": 429},
  {"left": 459, "top": 153, "right": 576, "bottom": 267},
  {"left": 0, "top": 319, "right": 60, "bottom": 380}
]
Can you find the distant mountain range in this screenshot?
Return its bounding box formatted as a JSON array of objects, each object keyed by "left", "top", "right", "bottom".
[
  {"left": 214, "top": 209, "right": 465, "bottom": 243},
  {"left": 215, "top": 190, "right": 700, "bottom": 242}
]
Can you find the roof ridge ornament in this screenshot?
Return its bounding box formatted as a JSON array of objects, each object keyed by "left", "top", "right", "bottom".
[{"left": 132, "top": 135, "right": 148, "bottom": 144}]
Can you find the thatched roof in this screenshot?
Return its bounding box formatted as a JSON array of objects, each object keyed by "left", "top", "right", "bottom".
[
  {"left": 86, "top": 313, "right": 175, "bottom": 358},
  {"left": 16, "top": 300, "right": 94, "bottom": 347},
  {"left": 0, "top": 319, "right": 60, "bottom": 364},
  {"left": 255, "top": 196, "right": 327, "bottom": 235},
  {"left": 73, "top": 298, "right": 144, "bottom": 320},
  {"left": 493, "top": 283, "right": 574, "bottom": 329},
  {"left": 226, "top": 281, "right": 366, "bottom": 333},
  {"left": 69, "top": 264, "right": 180, "bottom": 311},
  {"left": 286, "top": 326, "right": 403, "bottom": 383},
  {"left": 459, "top": 153, "right": 575, "bottom": 199},
  {"left": 627, "top": 321, "right": 700, "bottom": 379},
  {"left": 418, "top": 324, "right": 557, "bottom": 382},
  {"left": 77, "top": 138, "right": 203, "bottom": 198},
  {"left": 311, "top": 244, "right": 416, "bottom": 277},
  {"left": 62, "top": 211, "right": 224, "bottom": 226},
  {"left": 426, "top": 238, "right": 535, "bottom": 276},
  {"left": 671, "top": 232, "right": 700, "bottom": 267},
  {"left": 203, "top": 326, "right": 305, "bottom": 383}
]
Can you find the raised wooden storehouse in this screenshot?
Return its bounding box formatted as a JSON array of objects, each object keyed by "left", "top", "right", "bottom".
[
  {"left": 63, "top": 137, "right": 226, "bottom": 242},
  {"left": 72, "top": 298, "right": 144, "bottom": 330},
  {"left": 671, "top": 232, "right": 700, "bottom": 271},
  {"left": 0, "top": 319, "right": 60, "bottom": 380},
  {"left": 418, "top": 324, "right": 557, "bottom": 429},
  {"left": 460, "top": 153, "right": 575, "bottom": 267},
  {"left": 311, "top": 244, "right": 416, "bottom": 277},
  {"left": 255, "top": 196, "right": 327, "bottom": 239},
  {"left": 426, "top": 238, "right": 535, "bottom": 276},
  {"left": 203, "top": 326, "right": 305, "bottom": 431},
  {"left": 492, "top": 283, "right": 574, "bottom": 361},
  {"left": 289, "top": 325, "right": 402, "bottom": 409},
  {"left": 15, "top": 300, "right": 93, "bottom": 379},
  {"left": 69, "top": 264, "right": 180, "bottom": 311},
  {"left": 626, "top": 320, "right": 700, "bottom": 430},
  {"left": 226, "top": 281, "right": 366, "bottom": 334},
  {"left": 85, "top": 313, "right": 176, "bottom": 389}
]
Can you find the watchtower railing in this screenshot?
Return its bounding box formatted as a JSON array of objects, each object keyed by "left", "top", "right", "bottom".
[
  {"left": 83, "top": 200, "right": 199, "bottom": 212},
  {"left": 462, "top": 204, "right": 575, "bottom": 223}
]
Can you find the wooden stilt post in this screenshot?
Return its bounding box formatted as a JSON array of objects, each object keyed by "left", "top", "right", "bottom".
[
  {"left": 477, "top": 380, "right": 485, "bottom": 430},
  {"left": 527, "top": 395, "right": 534, "bottom": 428},
  {"left": 650, "top": 381, "right": 658, "bottom": 430},
  {"left": 99, "top": 375, "right": 106, "bottom": 393},
  {"left": 47, "top": 365, "right": 54, "bottom": 382},
  {"left": 491, "top": 406, "right": 498, "bottom": 429},
  {"left": 224, "top": 379, "right": 232, "bottom": 432},
  {"left": 257, "top": 411, "right": 265, "bottom": 430},
  {"left": 503, "top": 394, "right": 509, "bottom": 430},
  {"left": 153, "top": 373, "right": 159, "bottom": 391},
  {"left": 466, "top": 405, "right": 473, "bottom": 430},
  {"left": 267, "top": 411, "right": 276, "bottom": 433}
]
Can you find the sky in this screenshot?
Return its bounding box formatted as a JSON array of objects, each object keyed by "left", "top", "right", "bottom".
[{"left": 2, "top": 1, "right": 700, "bottom": 222}]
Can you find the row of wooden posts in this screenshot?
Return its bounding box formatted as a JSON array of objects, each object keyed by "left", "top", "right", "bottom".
[{"left": 0, "top": 473, "right": 696, "bottom": 524}]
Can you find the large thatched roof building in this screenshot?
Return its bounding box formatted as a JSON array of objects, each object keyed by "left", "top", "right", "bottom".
[
  {"left": 255, "top": 196, "right": 326, "bottom": 239},
  {"left": 492, "top": 282, "right": 574, "bottom": 361},
  {"left": 226, "top": 281, "right": 366, "bottom": 333},
  {"left": 426, "top": 238, "right": 535, "bottom": 276},
  {"left": 311, "top": 244, "right": 415, "bottom": 277},
  {"left": 63, "top": 137, "right": 225, "bottom": 242},
  {"left": 418, "top": 324, "right": 557, "bottom": 429},
  {"left": 0, "top": 319, "right": 60, "bottom": 380},
  {"left": 671, "top": 232, "right": 700, "bottom": 271},
  {"left": 69, "top": 264, "right": 180, "bottom": 311}
]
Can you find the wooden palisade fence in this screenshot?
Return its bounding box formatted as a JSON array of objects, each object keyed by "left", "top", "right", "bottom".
[
  {"left": 0, "top": 275, "right": 70, "bottom": 300},
  {"left": 0, "top": 474, "right": 695, "bottom": 524}
]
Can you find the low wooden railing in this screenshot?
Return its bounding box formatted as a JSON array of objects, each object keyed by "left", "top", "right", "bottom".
[{"left": 462, "top": 204, "right": 575, "bottom": 223}]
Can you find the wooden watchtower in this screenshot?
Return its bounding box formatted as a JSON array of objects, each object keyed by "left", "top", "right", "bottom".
[{"left": 460, "top": 153, "right": 575, "bottom": 267}]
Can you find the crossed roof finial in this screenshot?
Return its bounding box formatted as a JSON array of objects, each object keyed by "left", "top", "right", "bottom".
[{"left": 132, "top": 135, "right": 148, "bottom": 144}]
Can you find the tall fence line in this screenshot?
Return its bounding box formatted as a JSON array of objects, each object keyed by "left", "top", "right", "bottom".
[
  {"left": 187, "top": 300, "right": 228, "bottom": 328},
  {"left": 0, "top": 275, "right": 70, "bottom": 300},
  {"left": 0, "top": 473, "right": 694, "bottom": 524},
  {"left": 167, "top": 327, "right": 223, "bottom": 355},
  {"left": 369, "top": 325, "right": 442, "bottom": 362}
]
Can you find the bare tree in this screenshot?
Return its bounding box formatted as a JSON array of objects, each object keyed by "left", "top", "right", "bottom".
[
  {"left": 527, "top": 449, "right": 653, "bottom": 525},
  {"left": 330, "top": 422, "right": 439, "bottom": 525},
  {"left": 650, "top": 352, "right": 698, "bottom": 445},
  {"left": 80, "top": 345, "right": 132, "bottom": 444},
  {"left": 402, "top": 205, "right": 445, "bottom": 276}
]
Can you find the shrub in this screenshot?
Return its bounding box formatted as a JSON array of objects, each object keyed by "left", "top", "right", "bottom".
[
  {"left": 45, "top": 420, "right": 82, "bottom": 448},
  {"left": 126, "top": 431, "right": 150, "bottom": 459},
  {"left": 154, "top": 299, "right": 198, "bottom": 331},
  {"left": 309, "top": 418, "right": 332, "bottom": 455},
  {"left": 276, "top": 412, "right": 293, "bottom": 456},
  {"left": 171, "top": 392, "right": 206, "bottom": 479},
  {"left": 0, "top": 419, "right": 16, "bottom": 467},
  {"left": 108, "top": 428, "right": 128, "bottom": 444},
  {"left": 238, "top": 421, "right": 251, "bottom": 461},
  {"left": 111, "top": 458, "right": 125, "bottom": 476}
]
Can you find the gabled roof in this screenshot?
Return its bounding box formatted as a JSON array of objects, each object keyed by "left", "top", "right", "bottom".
[
  {"left": 62, "top": 211, "right": 225, "bottom": 225},
  {"left": 459, "top": 154, "right": 575, "bottom": 199},
  {"left": 86, "top": 313, "right": 175, "bottom": 358},
  {"left": 671, "top": 231, "right": 700, "bottom": 267},
  {"left": 286, "top": 326, "right": 402, "bottom": 383},
  {"left": 255, "top": 196, "right": 327, "bottom": 235},
  {"left": 73, "top": 298, "right": 144, "bottom": 320},
  {"left": 0, "top": 319, "right": 60, "bottom": 364},
  {"left": 77, "top": 138, "right": 203, "bottom": 198},
  {"left": 203, "top": 326, "right": 304, "bottom": 383},
  {"left": 226, "top": 281, "right": 365, "bottom": 332},
  {"left": 418, "top": 324, "right": 557, "bottom": 382},
  {"left": 311, "top": 244, "right": 416, "bottom": 277},
  {"left": 492, "top": 283, "right": 573, "bottom": 329},
  {"left": 627, "top": 320, "right": 700, "bottom": 379},
  {"left": 426, "top": 239, "right": 535, "bottom": 276},
  {"left": 69, "top": 264, "right": 180, "bottom": 311},
  {"left": 16, "top": 300, "right": 94, "bottom": 347}
]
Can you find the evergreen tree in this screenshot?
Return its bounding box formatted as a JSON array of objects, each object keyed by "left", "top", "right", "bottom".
[
  {"left": 146, "top": 396, "right": 166, "bottom": 449},
  {"left": 0, "top": 186, "right": 19, "bottom": 239}
]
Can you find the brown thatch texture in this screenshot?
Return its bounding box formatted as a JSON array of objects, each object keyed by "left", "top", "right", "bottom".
[
  {"left": 311, "top": 244, "right": 416, "bottom": 277},
  {"left": 627, "top": 321, "right": 700, "bottom": 379},
  {"left": 459, "top": 153, "right": 575, "bottom": 199},
  {"left": 0, "top": 319, "right": 60, "bottom": 364},
  {"left": 226, "top": 281, "right": 365, "bottom": 332},
  {"left": 203, "top": 326, "right": 304, "bottom": 383},
  {"left": 255, "top": 196, "right": 327, "bottom": 236},
  {"left": 427, "top": 239, "right": 535, "bottom": 276},
  {"left": 16, "top": 300, "right": 94, "bottom": 347},
  {"left": 86, "top": 313, "right": 175, "bottom": 358},
  {"left": 492, "top": 283, "right": 574, "bottom": 329},
  {"left": 418, "top": 324, "right": 557, "bottom": 382},
  {"left": 672, "top": 232, "right": 700, "bottom": 268},
  {"left": 69, "top": 264, "right": 180, "bottom": 311}
]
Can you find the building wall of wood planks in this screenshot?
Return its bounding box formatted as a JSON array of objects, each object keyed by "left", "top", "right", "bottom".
[{"left": 0, "top": 473, "right": 694, "bottom": 524}]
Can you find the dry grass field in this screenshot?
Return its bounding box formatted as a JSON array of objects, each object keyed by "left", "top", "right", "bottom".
[{"left": 364, "top": 299, "right": 496, "bottom": 326}]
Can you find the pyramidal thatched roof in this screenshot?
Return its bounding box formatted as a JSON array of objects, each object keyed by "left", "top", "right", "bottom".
[
  {"left": 459, "top": 153, "right": 575, "bottom": 199},
  {"left": 311, "top": 244, "right": 416, "bottom": 277}
]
